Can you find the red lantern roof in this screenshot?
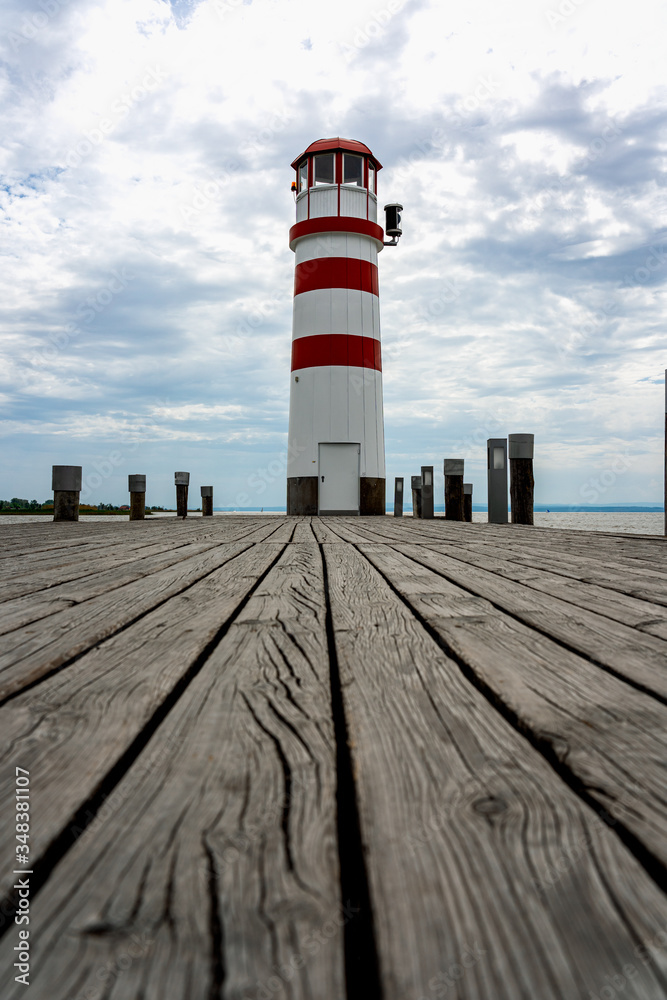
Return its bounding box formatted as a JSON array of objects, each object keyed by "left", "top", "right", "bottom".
[{"left": 291, "top": 137, "right": 382, "bottom": 171}]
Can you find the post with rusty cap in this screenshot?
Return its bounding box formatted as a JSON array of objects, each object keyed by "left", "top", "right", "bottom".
[
  {"left": 394, "top": 477, "right": 404, "bottom": 517},
  {"left": 487, "top": 438, "right": 508, "bottom": 524},
  {"left": 444, "top": 459, "right": 464, "bottom": 521},
  {"left": 509, "top": 434, "right": 534, "bottom": 525},
  {"left": 128, "top": 475, "right": 146, "bottom": 521},
  {"left": 421, "top": 466, "right": 434, "bottom": 519},
  {"left": 201, "top": 486, "right": 213, "bottom": 517},
  {"left": 411, "top": 475, "right": 422, "bottom": 519},
  {"left": 52, "top": 466, "right": 82, "bottom": 522},
  {"left": 174, "top": 471, "right": 189, "bottom": 519},
  {"left": 463, "top": 483, "right": 473, "bottom": 523}
]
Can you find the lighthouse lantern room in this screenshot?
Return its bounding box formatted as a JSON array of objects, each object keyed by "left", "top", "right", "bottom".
[{"left": 287, "top": 137, "right": 397, "bottom": 515}]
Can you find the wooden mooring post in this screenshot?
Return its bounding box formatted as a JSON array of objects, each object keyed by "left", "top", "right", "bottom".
[
  {"left": 411, "top": 475, "right": 422, "bottom": 518},
  {"left": 420, "top": 466, "right": 434, "bottom": 519},
  {"left": 444, "top": 459, "right": 464, "bottom": 521},
  {"left": 664, "top": 368, "right": 666, "bottom": 536},
  {"left": 174, "top": 471, "right": 189, "bottom": 519},
  {"left": 201, "top": 486, "right": 213, "bottom": 517},
  {"left": 52, "top": 466, "right": 82, "bottom": 522},
  {"left": 128, "top": 475, "right": 146, "bottom": 521},
  {"left": 394, "top": 477, "right": 404, "bottom": 517},
  {"left": 509, "top": 434, "right": 534, "bottom": 525},
  {"left": 463, "top": 483, "right": 473, "bottom": 522}
]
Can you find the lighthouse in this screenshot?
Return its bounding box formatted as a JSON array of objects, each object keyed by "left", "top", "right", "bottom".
[{"left": 286, "top": 137, "right": 400, "bottom": 515}]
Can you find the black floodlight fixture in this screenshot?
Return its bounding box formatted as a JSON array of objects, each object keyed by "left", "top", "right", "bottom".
[{"left": 384, "top": 202, "right": 403, "bottom": 246}]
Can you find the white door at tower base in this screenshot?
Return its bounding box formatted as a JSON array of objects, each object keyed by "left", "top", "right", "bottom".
[{"left": 318, "top": 443, "right": 360, "bottom": 515}]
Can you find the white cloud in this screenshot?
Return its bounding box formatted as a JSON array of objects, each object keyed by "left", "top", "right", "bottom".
[{"left": 0, "top": 0, "right": 665, "bottom": 506}]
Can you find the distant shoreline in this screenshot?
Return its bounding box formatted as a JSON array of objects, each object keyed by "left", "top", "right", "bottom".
[
  {"left": 0, "top": 510, "right": 172, "bottom": 516},
  {"left": 3, "top": 505, "right": 662, "bottom": 515}
]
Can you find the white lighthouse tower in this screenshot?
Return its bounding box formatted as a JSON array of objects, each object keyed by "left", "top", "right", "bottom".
[{"left": 286, "top": 137, "right": 400, "bottom": 515}]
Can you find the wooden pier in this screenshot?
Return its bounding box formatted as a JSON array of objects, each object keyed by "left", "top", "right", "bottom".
[{"left": 0, "top": 515, "right": 666, "bottom": 999}]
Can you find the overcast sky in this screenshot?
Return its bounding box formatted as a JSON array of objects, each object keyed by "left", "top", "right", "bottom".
[{"left": 1, "top": 0, "right": 665, "bottom": 507}]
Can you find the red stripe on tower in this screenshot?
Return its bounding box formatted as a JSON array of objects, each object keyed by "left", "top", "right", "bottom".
[
  {"left": 289, "top": 217, "right": 385, "bottom": 249},
  {"left": 291, "top": 334, "right": 382, "bottom": 372},
  {"left": 294, "top": 258, "right": 379, "bottom": 296}
]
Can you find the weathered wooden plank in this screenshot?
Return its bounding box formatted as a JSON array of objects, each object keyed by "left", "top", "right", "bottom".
[
  {"left": 291, "top": 519, "right": 316, "bottom": 541},
  {"left": 410, "top": 539, "right": 667, "bottom": 640},
  {"left": 0, "top": 541, "right": 286, "bottom": 906},
  {"left": 391, "top": 542, "right": 667, "bottom": 699},
  {"left": 477, "top": 521, "right": 666, "bottom": 555},
  {"left": 0, "top": 517, "right": 277, "bottom": 575},
  {"left": 0, "top": 541, "right": 217, "bottom": 633},
  {"left": 0, "top": 522, "right": 284, "bottom": 630},
  {"left": 0, "top": 543, "right": 344, "bottom": 1000},
  {"left": 340, "top": 519, "right": 667, "bottom": 606},
  {"left": 311, "top": 517, "right": 376, "bottom": 543},
  {"left": 0, "top": 524, "right": 153, "bottom": 575},
  {"left": 461, "top": 538, "right": 667, "bottom": 606},
  {"left": 0, "top": 519, "right": 137, "bottom": 551},
  {"left": 262, "top": 517, "right": 298, "bottom": 542},
  {"left": 324, "top": 542, "right": 667, "bottom": 999},
  {"left": 400, "top": 517, "right": 667, "bottom": 568},
  {"left": 0, "top": 521, "right": 284, "bottom": 609},
  {"left": 467, "top": 531, "right": 667, "bottom": 576},
  {"left": 359, "top": 542, "right": 667, "bottom": 869},
  {"left": 310, "top": 517, "right": 347, "bottom": 543},
  {"left": 0, "top": 540, "right": 263, "bottom": 701}
]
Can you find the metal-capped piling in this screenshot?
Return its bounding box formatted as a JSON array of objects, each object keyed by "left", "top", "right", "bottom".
[
  {"left": 52, "top": 466, "right": 82, "bottom": 522},
  {"left": 128, "top": 475, "right": 146, "bottom": 521},
  {"left": 411, "top": 475, "right": 422, "bottom": 519},
  {"left": 394, "top": 478, "right": 404, "bottom": 517},
  {"left": 444, "top": 459, "right": 464, "bottom": 521},
  {"left": 421, "top": 466, "right": 434, "bottom": 519},
  {"left": 174, "top": 471, "right": 189, "bottom": 519},
  {"left": 463, "top": 483, "right": 473, "bottom": 523},
  {"left": 201, "top": 486, "right": 213, "bottom": 517},
  {"left": 509, "top": 434, "right": 534, "bottom": 525}
]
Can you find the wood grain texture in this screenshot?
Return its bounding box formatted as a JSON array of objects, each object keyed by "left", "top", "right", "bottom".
[
  {"left": 0, "top": 537, "right": 198, "bottom": 602},
  {"left": 392, "top": 542, "right": 667, "bottom": 699},
  {"left": 0, "top": 540, "right": 219, "bottom": 634},
  {"left": 0, "top": 541, "right": 264, "bottom": 700},
  {"left": 0, "top": 543, "right": 344, "bottom": 1000},
  {"left": 291, "top": 519, "right": 316, "bottom": 541},
  {"left": 310, "top": 518, "right": 347, "bottom": 543},
  {"left": 0, "top": 541, "right": 285, "bottom": 905},
  {"left": 324, "top": 541, "right": 667, "bottom": 999},
  {"left": 1, "top": 516, "right": 665, "bottom": 999},
  {"left": 413, "top": 538, "right": 667, "bottom": 640},
  {"left": 320, "top": 518, "right": 667, "bottom": 606},
  {"left": 359, "top": 542, "right": 667, "bottom": 870},
  {"left": 0, "top": 519, "right": 279, "bottom": 597},
  {"left": 0, "top": 522, "right": 283, "bottom": 627}
]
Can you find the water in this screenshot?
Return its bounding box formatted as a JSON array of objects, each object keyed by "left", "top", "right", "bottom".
[
  {"left": 0, "top": 512, "right": 664, "bottom": 535},
  {"left": 471, "top": 511, "right": 664, "bottom": 535}
]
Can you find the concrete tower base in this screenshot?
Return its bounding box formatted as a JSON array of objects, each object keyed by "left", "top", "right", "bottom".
[{"left": 287, "top": 476, "right": 385, "bottom": 515}]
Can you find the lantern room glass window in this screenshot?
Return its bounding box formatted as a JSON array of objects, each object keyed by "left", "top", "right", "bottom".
[
  {"left": 343, "top": 154, "right": 363, "bottom": 186},
  {"left": 298, "top": 160, "right": 308, "bottom": 193},
  {"left": 368, "top": 161, "right": 375, "bottom": 193},
  {"left": 313, "top": 153, "right": 335, "bottom": 185}
]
